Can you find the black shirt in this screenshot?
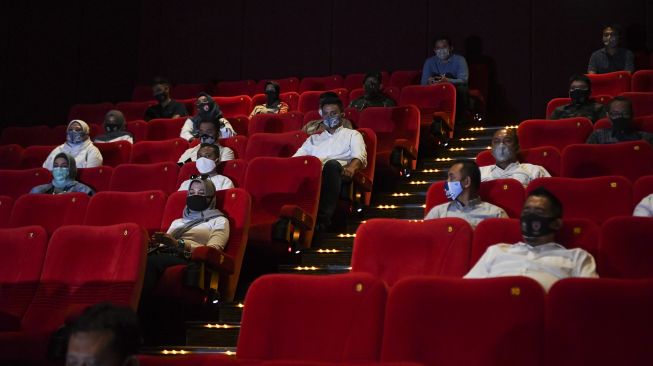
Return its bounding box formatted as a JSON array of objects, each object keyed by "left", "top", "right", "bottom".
[{"left": 144, "top": 100, "right": 188, "bottom": 121}]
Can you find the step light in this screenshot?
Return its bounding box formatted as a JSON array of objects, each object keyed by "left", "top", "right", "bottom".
[
  {"left": 408, "top": 181, "right": 429, "bottom": 185},
  {"left": 459, "top": 137, "right": 476, "bottom": 141},
  {"left": 422, "top": 169, "right": 439, "bottom": 173},
  {"left": 317, "top": 248, "right": 341, "bottom": 253},
  {"left": 294, "top": 266, "right": 320, "bottom": 271},
  {"left": 337, "top": 233, "right": 356, "bottom": 238},
  {"left": 377, "top": 204, "right": 398, "bottom": 209},
  {"left": 449, "top": 147, "right": 466, "bottom": 151},
  {"left": 435, "top": 157, "right": 453, "bottom": 162},
  {"left": 392, "top": 192, "right": 412, "bottom": 197},
  {"left": 204, "top": 324, "right": 239, "bottom": 329},
  {"left": 469, "top": 127, "right": 485, "bottom": 131},
  {"left": 161, "top": 350, "right": 189, "bottom": 355}
]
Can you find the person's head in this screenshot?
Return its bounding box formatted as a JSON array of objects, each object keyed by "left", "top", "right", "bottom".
[
  {"left": 52, "top": 152, "right": 77, "bottom": 188},
  {"left": 607, "top": 96, "right": 634, "bottom": 131},
  {"left": 151, "top": 76, "right": 171, "bottom": 103},
  {"left": 196, "top": 143, "right": 221, "bottom": 174},
  {"left": 602, "top": 24, "right": 622, "bottom": 48},
  {"left": 568, "top": 74, "right": 592, "bottom": 105},
  {"left": 521, "top": 187, "right": 563, "bottom": 246},
  {"left": 198, "top": 120, "right": 220, "bottom": 144},
  {"left": 66, "top": 120, "right": 90, "bottom": 145},
  {"left": 103, "top": 110, "right": 126, "bottom": 133},
  {"left": 195, "top": 92, "right": 221, "bottom": 120},
  {"left": 491, "top": 128, "right": 519, "bottom": 164},
  {"left": 264, "top": 81, "right": 281, "bottom": 98},
  {"left": 444, "top": 160, "right": 481, "bottom": 201},
  {"left": 319, "top": 92, "right": 344, "bottom": 130},
  {"left": 187, "top": 178, "right": 217, "bottom": 212},
  {"left": 363, "top": 72, "right": 383, "bottom": 96},
  {"left": 65, "top": 303, "right": 140, "bottom": 366},
  {"left": 433, "top": 35, "right": 453, "bottom": 60}
]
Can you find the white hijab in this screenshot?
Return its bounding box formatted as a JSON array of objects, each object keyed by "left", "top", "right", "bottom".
[{"left": 62, "top": 119, "right": 93, "bottom": 156}]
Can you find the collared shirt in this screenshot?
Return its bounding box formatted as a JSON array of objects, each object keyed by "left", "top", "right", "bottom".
[
  {"left": 167, "top": 216, "right": 229, "bottom": 252},
  {"left": 144, "top": 100, "right": 188, "bottom": 121},
  {"left": 465, "top": 242, "right": 598, "bottom": 291},
  {"left": 349, "top": 94, "right": 396, "bottom": 111},
  {"left": 550, "top": 101, "right": 606, "bottom": 122},
  {"left": 249, "top": 102, "right": 289, "bottom": 118},
  {"left": 634, "top": 193, "right": 653, "bottom": 217},
  {"left": 178, "top": 174, "right": 234, "bottom": 191},
  {"left": 421, "top": 54, "right": 469, "bottom": 85},
  {"left": 480, "top": 162, "right": 551, "bottom": 187},
  {"left": 293, "top": 126, "right": 367, "bottom": 167},
  {"left": 178, "top": 145, "right": 235, "bottom": 164},
  {"left": 587, "top": 47, "right": 634, "bottom": 74},
  {"left": 302, "top": 118, "right": 354, "bottom": 135},
  {"left": 424, "top": 198, "right": 508, "bottom": 228},
  {"left": 586, "top": 128, "right": 653, "bottom": 145}
]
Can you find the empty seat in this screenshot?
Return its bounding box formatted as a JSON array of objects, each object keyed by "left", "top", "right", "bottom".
[
  {"left": 255, "top": 77, "right": 300, "bottom": 94},
  {"left": 299, "top": 75, "right": 344, "bottom": 92},
  {"left": 127, "top": 120, "right": 148, "bottom": 142},
  {"left": 115, "top": 101, "right": 156, "bottom": 122},
  {"left": 0, "top": 125, "right": 51, "bottom": 147},
  {"left": 94, "top": 140, "right": 133, "bottom": 166},
  {"left": 0, "top": 144, "right": 22, "bottom": 169},
  {"left": 527, "top": 176, "right": 632, "bottom": 224},
  {"left": 9, "top": 193, "right": 89, "bottom": 236},
  {"left": 476, "top": 145, "right": 562, "bottom": 177},
  {"left": 226, "top": 115, "right": 249, "bottom": 136},
  {"left": 84, "top": 191, "right": 167, "bottom": 234},
  {"left": 132, "top": 85, "right": 154, "bottom": 102},
  {"left": 631, "top": 69, "right": 653, "bottom": 92},
  {"left": 599, "top": 216, "right": 653, "bottom": 278},
  {"left": 251, "top": 92, "right": 301, "bottom": 113},
  {"left": 18, "top": 145, "right": 57, "bottom": 169},
  {"left": 130, "top": 138, "right": 189, "bottom": 164},
  {"left": 110, "top": 162, "right": 179, "bottom": 194},
  {"left": 77, "top": 166, "right": 114, "bottom": 192},
  {"left": 619, "top": 91, "right": 653, "bottom": 116},
  {"left": 171, "top": 83, "right": 211, "bottom": 100},
  {"left": 215, "top": 80, "right": 257, "bottom": 97},
  {"left": 0, "top": 196, "right": 13, "bottom": 228},
  {"left": 587, "top": 71, "right": 631, "bottom": 97},
  {"left": 298, "top": 89, "right": 349, "bottom": 114},
  {"left": 212, "top": 96, "right": 252, "bottom": 118},
  {"left": 67, "top": 102, "right": 114, "bottom": 124},
  {"left": 146, "top": 117, "right": 188, "bottom": 141},
  {"left": 382, "top": 276, "right": 545, "bottom": 366},
  {"left": 248, "top": 112, "right": 305, "bottom": 135},
  {"left": 399, "top": 84, "right": 456, "bottom": 138},
  {"left": 344, "top": 72, "right": 390, "bottom": 90},
  {"left": 388, "top": 70, "right": 422, "bottom": 87},
  {"left": 547, "top": 278, "right": 653, "bottom": 366},
  {"left": 0, "top": 168, "right": 51, "bottom": 199},
  {"left": 237, "top": 273, "right": 387, "bottom": 364},
  {"left": 545, "top": 95, "right": 612, "bottom": 119},
  {"left": 351, "top": 218, "right": 473, "bottom": 285},
  {"left": 177, "top": 159, "right": 248, "bottom": 189},
  {"left": 517, "top": 118, "right": 593, "bottom": 150},
  {"left": 245, "top": 131, "right": 307, "bottom": 160},
  {"left": 561, "top": 141, "right": 653, "bottom": 182}
]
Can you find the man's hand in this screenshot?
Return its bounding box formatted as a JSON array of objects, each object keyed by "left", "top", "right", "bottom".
[
  {"left": 152, "top": 232, "right": 177, "bottom": 248},
  {"left": 437, "top": 75, "right": 449, "bottom": 83},
  {"left": 342, "top": 158, "right": 363, "bottom": 181},
  {"left": 428, "top": 76, "right": 439, "bottom": 85}
]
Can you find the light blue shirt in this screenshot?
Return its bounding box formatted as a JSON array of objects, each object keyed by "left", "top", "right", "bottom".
[{"left": 421, "top": 54, "right": 469, "bottom": 85}]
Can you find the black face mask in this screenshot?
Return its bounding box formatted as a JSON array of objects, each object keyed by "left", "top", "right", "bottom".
[
  {"left": 569, "top": 89, "right": 590, "bottom": 105},
  {"left": 265, "top": 91, "right": 279, "bottom": 106},
  {"left": 105, "top": 124, "right": 120, "bottom": 133},
  {"left": 610, "top": 117, "right": 632, "bottom": 132},
  {"left": 187, "top": 195, "right": 209, "bottom": 212},
  {"left": 154, "top": 92, "right": 167, "bottom": 103},
  {"left": 521, "top": 213, "right": 556, "bottom": 241}
]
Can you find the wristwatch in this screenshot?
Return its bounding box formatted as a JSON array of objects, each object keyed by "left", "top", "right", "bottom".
[{"left": 177, "top": 239, "right": 186, "bottom": 251}]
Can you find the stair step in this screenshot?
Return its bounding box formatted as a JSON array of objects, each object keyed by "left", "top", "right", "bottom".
[
  {"left": 277, "top": 264, "right": 351, "bottom": 275},
  {"left": 139, "top": 346, "right": 237, "bottom": 356},
  {"left": 365, "top": 205, "right": 425, "bottom": 220},
  {"left": 301, "top": 247, "right": 353, "bottom": 266},
  {"left": 219, "top": 302, "right": 244, "bottom": 323},
  {"left": 185, "top": 321, "right": 240, "bottom": 347}
]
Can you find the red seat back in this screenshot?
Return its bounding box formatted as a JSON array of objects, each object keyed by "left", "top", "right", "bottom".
[
  {"left": 599, "top": 216, "right": 653, "bottom": 278},
  {"left": 586, "top": 71, "right": 632, "bottom": 97},
  {"left": 0, "top": 125, "right": 51, "bottom": 147},
  {"left": 126, "top": 120, "right": 148, "bottom": 142},
  {"left": 9, "top": 193, "right": 89, "bottom": 236},
  {"left": 130, "top": 138, "right": 189, "bottom": 164},
  {"left": 298, "top": 89, "right": 349, "bottom": 114},
  {"left": 94, "top": 140, "right": 132, "bottom": 167},
  {"left": 84, "top": 191, "right": 167, "bottom": 235},
  {"left": 594, "top": 115, "right": 653, "bottom": 133},
  {"left": 110, "top": 162, "right": 179, "bottom": 194},
  {"left": 77, "top": 166, "right": 113, "bottom": 192},
  {"left": 115, "top": 101, "right": 156, "bottom": 122},
  {"left": 67, "top": 102, "right": 114, "bottom": 124},
  {"left": 251, "top": 92, "right": 300, "bottom": 112},
  {"left": 633, "top": 175, "right": 653, "bottom": 204},
  {"left": 0, "top": 144, "right": 23, "bottom": 169},
  {"left": 620, "top": 91, "right": 653, "bottom": 116},
  {"left": 255, "top": 77, "right": 300, "bottom": 94},
  {"left": 399, "top": 84, "right": 457, "bottom": 126},
  {"left": 211, "top": 96, "right": 252, "bottom": 118},
  {"left": 476, "top": 146, "right": 561, "bottom": 177},
  {"left": 219, "top": 136, "right": 248, "bottom": 160},
  {"left": 245, "top": 131, "right": 307, "bottom": 160},
  {"left": 299, "top": 75, "right": 344, "bottom": 92},
  {"left": 19, "top": 145, "right": 57, "bottom": 169},
  {"left": 146, "top": 117, "right": 187, "bottom": 141},
  {"left": 631, "top": 69, "right": 653, "bottom": 92},
  {"left": 357, "top": 128, "right": 377, "bottom": 205},
  {"left": 517, "top": 118, "right": 593, "bottom": 150},
  {"left": 132, "top": 85, "right": 154, "bottom": 102},
  {"left": 226, "top": 115, "right": 249, "bottom": 136},
  {"left": 561, "top": 141, "right": 653, "bottom": 182},
  {"left": 248, "top": 112, "right": 305, "bottom": 135},
  {"left": 0, "top": 195, "right": 13, "bottom": 228},
  {"left": 0, "top": 168, "right": 51, "bottom": 199},
  {"left": 215, "top": 80, "right": 257, "bottom": 97},
  {"left": 388, "top": 70, "right": 421, "bottom": 87},
  {"left": 425, "top": 179, "right": 525, "bottom": 218},
  {"left": 171, "top": 83, "right": 212, "bottom": 100}
]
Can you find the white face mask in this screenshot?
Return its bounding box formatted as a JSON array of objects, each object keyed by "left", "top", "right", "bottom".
[
  {"left": 444, "top": 180, "right": 463, "bottom": 201},
  {"left": 196, "top": 157, "right": 217, "bottom": 174},
  {"left": 492, "top": 143, "right": 513, "bottom": 162}
]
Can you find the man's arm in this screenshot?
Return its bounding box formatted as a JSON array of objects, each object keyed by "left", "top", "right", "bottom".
[
  {"left": 574, "top": 251, "right": 599, "bottom": 278},
  {"left": 421, "top": 58, "right": 434, "bottom": 85},
  {"left": 342, "top": 158, "right": 363, "bottom": 179},
  {"left": 447, "top": 56, "right": 469, "bottom": 85}
]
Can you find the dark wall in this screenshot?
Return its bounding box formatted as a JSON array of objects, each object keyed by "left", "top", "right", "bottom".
[{"left": 2, "top": 0, "right": 650, "bottom": 127}]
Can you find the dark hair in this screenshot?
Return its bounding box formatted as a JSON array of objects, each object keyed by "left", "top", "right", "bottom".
[
  {"left": 453, "top": 159, "right": 480, "bottom": 191},
  {"left": 198, "top": 119, "right": 220, "bottom": 130},
  {"left": 433, "top": 35, "right": 452, "bottom": 48},
  {"left": 604, "top": 24, "right": 623, "bottom": 36},
  {"left": 319, "top": 91, "right": 343, "bottom": 112},
  {"left": 198, "top": 143, "right": 220, "bottom": 158},
  {"left": 608, "top": 95, "right": 633, "bottom": 114},
  {"left": 264, "top": 81, "right": 281, "bottom": 94},
  {"left": 568, "top": 74, "right": 592, "bottom": 90},
  {"left": 527, "top": 187, "right": 563, "bottom": 218},
  {"left": 151, "top": 76, "right": 170, "bottom": 87},
  {"left": 364, "top": 72, "right": 382, "bottom": 84},
  {"left": 69, "top": 303, "right": 141, "bottom": 362}
]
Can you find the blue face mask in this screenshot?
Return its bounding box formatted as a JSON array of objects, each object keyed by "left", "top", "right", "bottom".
[
  {"left": 323, "top": 115, "right": 340, "bottom": 129},
  {"left": 52, "top": 167, "right": 70, "bottom": 188},
  {"left": 67, "top": 130, "right": 85, "bottom": 144},
  {"left": 444, "top": 180, "right": 463, "bottom": 201}
]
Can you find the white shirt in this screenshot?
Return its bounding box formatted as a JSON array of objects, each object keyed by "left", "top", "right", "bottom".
[
  {"left": 292, "top": 126, "right": 367, "bottom": 167},
  {"left": 180, "top": 118, "right": 236, "bottom": 141},
  {"left": 43, "top": 141, "right": 103, "bottom": 170},
  {"left": 167, "top": 215, "right": 230, "bottom": 252},
  {"left": 424, "top": 198, "right": 508, "bottom": 228},
  {"left": 634, "top": 193, "right": 653, "bottom": 217},
  {"left": 177, "top": 145, "right": 235, "bottom": 163},
  {"left": 480, "top": 162, "right": 550, "bottom": 187},
  {"left": 465, "top": 242, "right": 598, "bottom": 291},
  {"left": 178, "top": 174, "right": 234, "bottom": 191}
]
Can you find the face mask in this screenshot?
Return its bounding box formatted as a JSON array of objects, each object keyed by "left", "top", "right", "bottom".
[
  {"left": 610, "top": 117, "right": 631, "bottom": 132},
  {"left": 52, "top": 167, "right": 70, "bottom": 187},
  {"left": 323, "top": 115, "right": 340, "bottom": 129},
  {"left": 105, "top": 124, "right": 120, "bottom": 133},
  {"left": 603, "top": 37, "right": 618, "bottom": 48},
  {"left": 196, "top": 157, "right": 217, "bottom": 174},
  {"left": 569, "top": 89, "right": 590, "bottom": 105},
  {"left": 492, "top": 143, "right": 513, "bottom": 162},
  {"left": 521, "top": 213, "right": 556, "bottom": 241},
  {"left": 198, "top": 102, "right": 211, "bottom": 114},
  {"left": 364, "top": 81, "right": 381, "bottom": 95},
  {"left": 435, "top": 48, "right": 450, "bottom": 60},
  {"left": 200, "top": 134, "right": 216, "bottom": 145},
  {"left": 265, "top": 90, "right": 278, "bottom": 103},
  {"left": 154, "top": 92, "right": 167, "bottom": 103},
  {"left": 444, "top": 180, "right": 463, "bottom": 201},
  {"left": 67, "top": 130, "right": 85, "bottom": 144},
  {"left": 187, "top": 195, "right": 209, "bottom": 212}
]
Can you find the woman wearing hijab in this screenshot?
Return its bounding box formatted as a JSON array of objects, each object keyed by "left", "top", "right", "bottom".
[
  {"left": 94, "top": 110, "right": 134, "bottom": 143},
  {"left": 249, "top": 81, "right": 289, "bottom": 117},
  {"left": 179, "top": 92, "right": 237, "bottom": 141},
  {"left": 30, "top": 152, "right": 95, "bottom": 195},
  {"left": 43, "top": 120, "right": 103, "bottom": 170}
]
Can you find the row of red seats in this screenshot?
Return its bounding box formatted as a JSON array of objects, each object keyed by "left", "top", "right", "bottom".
[
  {"left": 139, "top": 272, "right": 653, "bottom": 366},
  {"left": 546, "top": 91, "right": 653, "bottom": 118}
]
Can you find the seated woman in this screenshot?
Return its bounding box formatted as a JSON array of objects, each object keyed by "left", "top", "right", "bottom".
[
  {"left": 31, "top": 152, "right": 95, "bottom": 195},
  {"left": 43, "top": 120, "right": 103, "bottom": 170},
  {"left": 94, "top": 110, "right": 134, "bottom": 143},
  {"left": 180, "top": 93, "right": 237, "bottom": 142},
  {"left": 249, "top": 81, "right": 289, "bottom": 117}
]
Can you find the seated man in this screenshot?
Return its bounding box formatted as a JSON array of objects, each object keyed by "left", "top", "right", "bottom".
[
  {"left": 586, "top": 96, "right": 653, "bottom": 144},
  {"left": 293, "top": 94, "right": 366, "bottom": 230},
  {"left": 66, "top": 302, "right": 140, "bottom": 366},
  {"left": 550, "top": 74, "right": 607, "bottom": 122},
  {"left": 178, "top": 120, "right": 235, "bottom": 163},
  {"left": 634, "top": 193, "right": 653, "bottom": 217},
  {"left": 144, "top": 77, "right": 188, "bottom": 121},
  {"left": 480, "top": 128, "right": 550, "bottom": 186},
  {"left": 94, "top": 110, "right": 134, "bottom": 144},
  {"left": 178, "top": 143, "right": 234, "bottom": 191},
  {"left": 421, "top": 35, "right": 469, "bottom": 122},
  {"left": 465, "top": 187, "right": 598, "bottom": 291},
  {"left": 425, "top": 160, "right": 508, "bottom": 228},
  {"left": 348, "top": 72, "right": 396, "bottom": 111},
  {"left": 301, "top": 91, "right": 353, "bottom": 135},
  {"left": 249, "top": 81, "right": 289, "bottom": 117},
  {"left": 588, "top": 24, "right": 634, "bottom": 74}
]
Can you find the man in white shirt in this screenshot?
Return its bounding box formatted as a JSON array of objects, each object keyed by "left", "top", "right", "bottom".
[
  {"left": 425, "top": 160, "right": 507, "bottom": 228},
  {"left": 293, "top": 94, "right": 367, "bottom": 231},
  {"left": 465, "top": 187, "right": 598, "bottom": 291},
  {"left": 178, "top": 144, "right": 234, "bottom": 191},
  {"left": 178, "top": 120, "right": 234, "bottom": 163},
  {"left": 634, "top": 193, "right": 653, "bottom": 216},
  {"left": 480, "top": 128, "right": 550, "bottom": 186}
]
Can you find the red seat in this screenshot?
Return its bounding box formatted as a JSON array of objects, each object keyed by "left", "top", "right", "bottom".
[
  {"left": 130, "top": 138, "right": 189, "bottom": 164},
  {"left": 526, "top": 176, "right": 632, "bottom": 224},
  {"left": 245, "top": 131, "right": 307, "bottom": 160},
  {"left": 94, "top": 140, "right": 132, "bottom": 166},
  {"left": 0, "top": 196, "right": 12, "bottom": 228},
  {"left": 177, "top": 159, "right": 248, "bottom": 189},
  {"left": 132, "top": 85, "right": 154, "bottom": 102},
  {"left": 77, "top": 166, "right": 114, "bottom": 192},
  {"left": 545, "top": 96, "right": 612, "bottom": 119},
  {"left": 215, "top": 80, "right": 257, "bottom": 97},
  {"left": 352, "top": 218, "right": 472, "bottom": 286},
  {"left": 303, "top": 110, "right": 321, "bottom": 125},
  {"left": 211, "top": 96, "right": 252, "bottom": 118},
  {"left": 115, "top": 101, "right": 156, "bottom": 122},
  {"left": 561, "top": 141, "right": 653, "bottom": 182},
  {"left": 468, "top": 63, "right": 489, "bottom": 112},
  {"left": 547, "top": 278, "right": 653, "bottom": 366},
  {"left": 382, "top": 276, "right": 545, "bottom": 366},
  {"left": 0, "top": 223, "right": 147, "bottom": 364},
  {"left": 67, "top": 102, "right": 114, "bottom": 124},
  {"left": 256, "top": 77, "right": 300, "bottom": 94},
  {"left": 146, "top": 117, "right": 188, "bottom": 141},
  {"left": 599, "top": 216, "right": 653, "bottom": 278},
  {"left": 633, "top": 175, "right": 653, "bottom": 204},
  {"left": 299, "top": 75, "right": 344, "bottom": 92},
  {"left": 476, "top": 145, "right": 561, "bottom": 176},
  {"left": 18, "top": 145, "right": 56, "bottom": 169},
  {"left": 425, "top": 179, "right": 525, "bottom": 218},
  {"left": 343, "top": 72, "right": 390, "bottom": 90},
  {"left": 0, "top": 144, "right": 22, "bottom": 169},
  {"left": 355, "top": 128, "right": 377, "bottom": 206},
  {"left": 84, "top": 191, "right": 167, "bottom": 234},
  {"left": 217, "top": 136, "right": 247, "bottom": 160},
  {"left": 594, "top": 115, "right": 653, "bottom": 133},
  {"left": 137, "top": 354, "right": 235, "bottom": 366},
  {"left": 631, "top": 69, "right": 653, "bottom": 92},
  {"left": 0, "top": 168, "right": 51, "bottom": 199},
  {"left": 9, "top": 193, "right": 89, "bottom": 236},
  {"left": 517, "top": 118, "right": 593, "bottom": 150},
  {"left": 110, "top": 162, "right": 179, "bottom": 194},
  {"left": 587, "top": 71, "right": 632, "bottom": 97},
  {"left": 298, "top": 89, "right": 350, "bottom": 114},
  {"left": 472, "top": 218, "right": 600, "bottom": 265},
  {"left": 399, "top": 84, "right": 456, "bottom": 138},
  {"left": 388, "top": 70, "right": 421, "bottom": 87},
  {"left": 237, "top": 273, "right": 387, "bottom": 364},
  {"left": 156, "top": 188, "right": 251, "bottom": 302},
  {"left": 619, "top": 91, "right": 653, "bottom": 116},
  {"left": 127, "top": 120, "right": 148, "bottom": 142},
  {"left": 0, "top": 125, "right": 52, "bottom": 147},
  {"left": 226, "top": 115, "right": 249, "bottom": 136},
  {"left": 248, "top": 112, "right": 305, "bottom": 135},
  {"left": 171, "top": 83, "right": 212, "bottom": 100},
  {"left": 251, "top": 92, "right": 301, "bottom": 112}
]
